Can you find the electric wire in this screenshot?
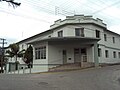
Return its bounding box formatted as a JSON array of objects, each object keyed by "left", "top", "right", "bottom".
[
  {"left": 0, "top": 7, "right": 53, "bottom": 24},
  {"left": 0, "top": 0, "right": 120, "bottom": 39},
  {"left": 92, "top": 0, "right": 120, "bottom": 14}
]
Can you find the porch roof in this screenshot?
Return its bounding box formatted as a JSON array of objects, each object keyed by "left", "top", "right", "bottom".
[{"left": 28, "top": 37, "right": 100, "bottom": 44}]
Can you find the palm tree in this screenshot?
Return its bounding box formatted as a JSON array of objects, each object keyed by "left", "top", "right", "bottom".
[{"left": 6, "top": 43, "right": 25, "bottom": 70}]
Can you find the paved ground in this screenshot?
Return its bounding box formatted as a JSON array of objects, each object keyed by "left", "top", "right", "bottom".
[{"left": 0, "top": 65, "right": 120, "bottom": 90}]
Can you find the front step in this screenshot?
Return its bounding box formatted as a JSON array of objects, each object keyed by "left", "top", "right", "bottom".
[{"left": 49, "top": 62, "right": 94, "bottom": 72}]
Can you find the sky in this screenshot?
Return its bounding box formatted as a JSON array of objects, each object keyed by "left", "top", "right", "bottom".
[{"left": 0, "top": 0, "right": 120, "bottom": 46}]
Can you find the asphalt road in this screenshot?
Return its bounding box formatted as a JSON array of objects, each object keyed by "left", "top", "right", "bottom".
[{"left": 0, "top": 65, "right": 120, "bottom": 90}]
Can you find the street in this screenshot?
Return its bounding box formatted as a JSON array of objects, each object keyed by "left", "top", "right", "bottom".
[{"left": 0, "top": 65, "right": 120, "bottom": 90}]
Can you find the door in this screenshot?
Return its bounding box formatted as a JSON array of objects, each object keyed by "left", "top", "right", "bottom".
[
  {"left": 81, "top": 48, "right": 87, "bottom": 62},
  {"left": 74, "top": 48, "right": 81, "bottom": 63},
  {"left": 63, "top": 50, "right": 67, "bottom": 64}
]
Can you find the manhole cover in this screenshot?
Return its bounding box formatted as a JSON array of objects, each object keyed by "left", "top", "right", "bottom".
[
  {"left": 38, "top": 82, "right": 49, "bottom": 85},
  {"left": 117, "top": 78, "right": 120, "bottom": 84},
  {"left": 115, "top": 69, "right": 120, "bottom": 71},
  {"left": 59, "top": 76, "right": 64, "bottom": 78}
]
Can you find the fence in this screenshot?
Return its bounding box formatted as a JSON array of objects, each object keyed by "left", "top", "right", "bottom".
[{"left": 6, "top": 63, "right": 62, "bottom": 74}]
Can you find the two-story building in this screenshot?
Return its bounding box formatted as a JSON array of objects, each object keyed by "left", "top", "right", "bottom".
[{"left": 6, "top": 15, "right": 120, "bottom": 73}]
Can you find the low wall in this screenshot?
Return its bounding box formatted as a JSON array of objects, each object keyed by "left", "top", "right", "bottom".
[{"left": 6, "top": 64, "right": 48, "bottom": 74}]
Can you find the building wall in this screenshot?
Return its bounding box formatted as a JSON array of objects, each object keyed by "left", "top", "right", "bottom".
[
  {"left": 48, "top": 43, "right": 94, "bottom": 68},
  {"left": 51, "top": 21, "right": 120, "bottom": 64},
  {"left": 103, "top": 31, "right": 120, "bottom": 49},
  {"left": 6, "top": 15, "right": 120, "bottom": 74},
  {"left": 32, "top": 42, "right": 49, "bottom": 72},
  {"left": 48, "top": 45, "right": 63, "bottom": 69},
  {"left": 87, "top": 46, "right": 94, "bottom": 62},
  {"left": 52, "top": 24, "right": 95, "bottom": 38},
  {"left": 97, "top": 30, "right": 120, "bottom": 64},
  {"left": 26, "top": 33, "right": 53, "bottom": 44},
  {"left": 98, "top": 45, "right": 120, "bottom": 64}
]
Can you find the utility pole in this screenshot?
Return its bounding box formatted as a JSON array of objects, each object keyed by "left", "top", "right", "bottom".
[{"left": 0, "top": 38, "right": 7, "bottom": 73}]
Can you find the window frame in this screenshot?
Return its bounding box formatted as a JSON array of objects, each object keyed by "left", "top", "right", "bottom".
[
  {"left": 118, "top": 52, "right": 120, "bottom": 59},
  {"left": 112, "top": 37, "right": 115, "bottom": 43},
  {"left": 98, "top": 48, "right": 101, "bottom": 57},
  {"left": 35, "top": 46, "right": 46, "bottom": 60},
  {"left": 104, "top": 34, "right": 107, "bottom": 41},
  {"left": 105, "top": 50, "right": 109, "bottom": 58},
  {"left": 96, "top": 30, "right": 100, "bottom": 38},
  {"left": 75, "top": 28, "right": 84, "bottom": 37},
  {"left": 58, "top": 30, "right": 63, "bottom": 37},
  {"left": 113, "top": 51, "right": 116, "bottom": 58}
]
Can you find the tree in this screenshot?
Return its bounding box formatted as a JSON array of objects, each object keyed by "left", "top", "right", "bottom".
[
  {"left": 24, "top": 45, "right": 33, "bottom": 68},
  {"left": 6, "top": 43, "right": 25, "bottom": 70},
  {"left": 0, "top": 0, "right": 21, "bottom": 8}
]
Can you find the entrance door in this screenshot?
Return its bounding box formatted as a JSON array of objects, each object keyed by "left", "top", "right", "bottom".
[
  {"left": 74, "top": 48, "right": 81, "bottom": 63},
  {"left": 63, "top": 50, "right": 67, "bottom": 64},
  {"left": 81, "top": 48, "right": 87, "bottom": 62}
]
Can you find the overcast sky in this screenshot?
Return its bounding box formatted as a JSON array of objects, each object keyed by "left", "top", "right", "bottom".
[{"left": 0, "top": 0, "right": 120, "bottom": 46}]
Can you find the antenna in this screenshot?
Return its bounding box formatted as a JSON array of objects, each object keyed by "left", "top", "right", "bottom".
[{"left": 22, "top": 31, "right": 23, "bottom": 39}]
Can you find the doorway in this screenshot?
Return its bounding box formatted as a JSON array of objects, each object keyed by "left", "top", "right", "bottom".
[
  {"left": 63, "top": 50, "right": 67, "bottom": 64},
  {"left": 74, "top": 48, "right": 87, "bottom": 63},
  {"left": 81, "top": 48, "right": 87, "bottom": 62},
  {"left": 74, "top": 48, "right": 81, "bottom": 63}
]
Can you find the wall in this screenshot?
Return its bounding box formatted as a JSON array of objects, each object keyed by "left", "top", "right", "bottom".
[
  {"left": 52, "top": 24, "right": 95, "bottom": 38},
  {"left": 98, "top": 30, "right": 120, "bottom": 64},
  {"left": 103, "top": 31, "right": 120, "bottom": 49},
  {"left": 6, "top": 15, "right": 120, "bottom": 73},
  {"left": 87, "top": 46, "right": 94, "bottom": 62},
  {"left": 99, "top": 45, "right": 120, "bottom": 64},
  {"left": 32, "top": 42, "right": 49, "bottom": 72},
  {"left": 48, "top": 45, "right": 63, "bottom": 69},
  {"left": 48, "top": 43, "right": 93, "bottom": 68}
]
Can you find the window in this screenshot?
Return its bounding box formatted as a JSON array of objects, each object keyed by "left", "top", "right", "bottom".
[
  {"left": 113, "top": 51, "right": 116, "bottom": 58},
  {"left": 35, "top": 46, "right": 46, "bottom": 59},
  {"left": 75, "top": 28, "right": 84, "bottom": 37},
  {"left": 58, "top": 31, "right": 63, "bottom": 37},
  {"left": 118, "top": 52, "right": 120, "bottom": 58},
  {"left": 104, "top": 34, "right": 107, "bottom": 41},
  {"left": 22, "top": 44, "right": 24, "bottom": 49},
  {"left": 48, "top": 35, "right": 51, "bottom": 37},
  {"left": 113, "top": 37, "right": 115, "bottom": 43},
  {"left": 96, "top": 30, "right": 100, "bottom": 38},
  {"left": 35, "top": 48, "right": 38, "bottom": 59},
  {"left": 98, "top": 48, "right": 101, "bottom": 57},
  {"left": 105, "top": 50, "right": 109, "bottom": 58}
]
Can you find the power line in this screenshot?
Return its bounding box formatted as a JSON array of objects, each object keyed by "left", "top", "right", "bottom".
[
  {"left": 92, "top": 0, "right": 120, "bottom": 14},
  {"left": 0, "top": 6, "right": 53, "bottom": 24},
  {"left": 0, "top": 0, "right": 120, "bottom": 36},
  {"left": 0, "top": 1, "right": 72, "bottom": 20},
  {"left": 22, "top": 0, "right": 76, "bottom": 16}
]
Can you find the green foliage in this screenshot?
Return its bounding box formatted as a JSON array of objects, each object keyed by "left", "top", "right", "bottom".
[
  {"left": 6, "top": 44, "right": 19, "bottom": 58},
  {"left": 6, "top": 50, "right": 14, "bottom": 58},
  {"left": 6, "top": 43, "right": 25, "bottom": 60},
  {"left": 24, "top": 45, "right": 33, "bottom": 64},
  {"left": 6, "top": 43, "right": 25, "bottom": 70},
  {"left": 9, "top": 43, "right": 19, "bottom": 54}
]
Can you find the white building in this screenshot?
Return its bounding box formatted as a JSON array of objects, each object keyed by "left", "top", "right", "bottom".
[{"left": 6, "top": 15, "right": 120, "bottom": 73}]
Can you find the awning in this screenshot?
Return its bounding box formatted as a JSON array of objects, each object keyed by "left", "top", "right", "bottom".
[{"left": 28, "top": 37, "right": 100, "bottom": 45}]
